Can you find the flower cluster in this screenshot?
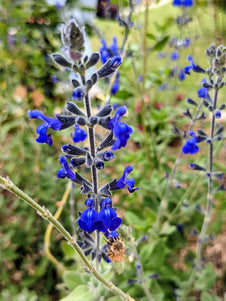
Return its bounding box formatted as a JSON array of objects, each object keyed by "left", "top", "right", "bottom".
[
  {"left": 28, "top": 19, "right": 138, "bottom": 263},
  {"left": 99, "top": 37, "right": 120, "bottom": 95}
]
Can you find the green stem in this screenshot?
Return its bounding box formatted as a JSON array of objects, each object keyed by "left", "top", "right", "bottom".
[
  {"left": 182, "top": 88, "right": 219, "bottom": 300},
  {"left": 155, "top": 100, "right": 204, "bottom": 230},
  {"left": 0, "top": 175, "right": 136, "bottom": 301},
  {"left": 80, "top": 74, "right": 100, "bottom": 270}
]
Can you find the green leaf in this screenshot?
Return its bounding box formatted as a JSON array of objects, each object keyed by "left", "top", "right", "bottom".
[
  {"left": 195, "top": 264, "right": 217, "bottom": 290},
  {"left": 114, "top": 90, "right": 133, "bottom": 99},
  {"left": 125, "top": 211, "right": 146, "bottom": 229},
  {"left": 160, "top": 222, "right": 176, "bottom": 236},
  {"left": 61, "top": 241, "right": 76, "bottom": 259},
  {"left": 63, "top": 271, "right": 84, "bottom": 290},
  {"left": 152, "top": 36, "right": 170, "bottom": 51},
  {"left": 201, "top": 291, "right": 222, "bottom": 301},
  {"left": 60, "top": 285, "right": 93, "bottom": 301},
  {"left": 146, "top": 33, "right": 156, "bottom": 40}
]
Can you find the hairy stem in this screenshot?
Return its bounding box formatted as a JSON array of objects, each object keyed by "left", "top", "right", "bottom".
[
  {"left": 182, "top": 88, "right": 219, "bottom": 300},
  {"left": 0, "top": 176, "right": 136, "bottom": 301},
  {"left": 155, "top": 100, "right": 204, "bottom": 230},
  {"left": 80, "top": 74, "right": 100, "bottom": 269}
]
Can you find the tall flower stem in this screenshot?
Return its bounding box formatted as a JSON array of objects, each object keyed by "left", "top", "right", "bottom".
[
  {"left": 0, "top": 175, "right": 136, "bottom": 301},
  {"left": 182, "top": 87, "right": 219, "bottom": 300},
  {"left": 131, "top": 239, "right": 155, "bottom": 301},
  {"left": 155, "top": 100, "right": 204, "bottom": 230},
  {"left": 80, "top": 73, "right": 100, "bottom": 269}
]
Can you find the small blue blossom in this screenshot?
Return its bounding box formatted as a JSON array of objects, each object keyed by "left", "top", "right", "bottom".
[
  {"left": 103, "top": 151, "right": 114, "bottom": 161},
  {"left": 57, "top": 156, "right": 76, "bottom": 180},
  {"left": 108, "top": 106, "right": 133, "bottom": 150},
  {"left": 172, "top": 0, "right": 193, "bottom": 6},
  {"left": 72, "top": 87, "right": 85, "bottom": 101},
  {"left": 182, "top": 131, "right": 200, "bottom": 154},
  {"left": 78, "top": 199, "right": 104, "bottom": 233},
  {"left": 116, "top": 165, "right": 138, "bottom": 193},
  {"left": 178, "top": 69, "right": 186, "bottom": 81},
  {"left": 198, "top": 87, "right": 208, "bottom": 98},
  {"left": 99, "top": 38, "right": 121, "bottom": 95},
  {"left": 215, "top": 110, "right": 221, "bottom": 118},
  {"left": 27, "top": 110, "right": 63, "bottom": 146},
  {"left": 184, "top": 55, "right": 205, "bottom": 74},
  {"left": 51, "top": 75, "right": 58, "bottom": 83},
  {"left": 100, "top": 37, "right": 118, "bottom": 64},
  {"left": 72, "top": 125, "right": 87, "bottom": 143},
  {"left": 98, "top": 198, "right": 122, "bottom": 232},
  {"left": 171, "top": 51, "right": 179, "bottom": 61}
]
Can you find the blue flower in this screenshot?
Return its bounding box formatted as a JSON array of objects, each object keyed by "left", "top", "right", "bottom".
[
  {"left": 28, "top": 110, "right": 63, "bottom": 146},
  {"left": 184, "top": 55, "right": 205, "bottom": 75},
  {"left": 116, "top": 165, "right": 138, "bottom": 193},
  {"left": 171, "top": 51, "right": 179, "bottom": 61},
  {"left": 215, "top": 110, "right": 221, "bottom": 118},
  {"left": 72, "top": 125, "right": 87, "bottom": 143},
  {"left": 183, "top": 0, "right": 193, "bottom": 6},
  {"left": 197, "top": 87, "right": 208, "bottom": 98},
  {"left": 99, "top": 37, "right": 118, "bottom": 64},
  {"left": 178, "top": 69, "right": 185, "bottom": 81},
  {"left": 108, "top": 106, "right": 133, "bottom": 150},
  {"left": 172, "top": 0, "right": 193, "bottom": 6},
  {"left": 78, "top": 199, "right": 104, "bottom": 233},
  {"left": 57, "top": 156, "right": 76, "bottom": 180},
  {"left": 111, "top": 72, "right": 120, "bottom": 95},
  {"left": 172, "top": 0, "right": 182, "bottom": 6},
  {"left": 99, "top": 37, "right": 121, "bottom": 95},
  {"left": 72, "top": 87, "right": 85, "bottom": 101},
  {"left": 182, "top": 131, "right": 200, "bottom": 154},
  {"left": 98, "top": 198, "right": 122, "bottom": 232},
  {"left": 51, "top": 75, "right": 58, "bottom": 83}
]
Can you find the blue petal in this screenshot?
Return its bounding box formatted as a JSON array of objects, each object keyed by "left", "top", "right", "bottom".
[{"left": 109, "top": 217, "right": 122, "bottom": 231}]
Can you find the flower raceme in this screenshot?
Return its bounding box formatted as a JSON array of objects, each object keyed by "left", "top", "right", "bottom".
[
  {"left": 27, "top": 110, "right": 63, "bottom": 146},
  {"left": 109, "top": 106, "right": 133, "bottom": 150}
]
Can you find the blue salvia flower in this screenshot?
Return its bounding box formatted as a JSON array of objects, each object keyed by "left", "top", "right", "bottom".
[
  {"left": 99, "top": 37, "right": 121, "bottom": 95},
  {"left": 197, "top": 87, "right": 208, "bottom": 98},
  {"left": 182, "top": 131, "right": 200, "bottom": 154},
  {"left": 98, "top": 198, "right": 122, "bottom": 232},
  {"left": 27, "top": 110, "right": 63, "bottom": 146},
  {"left": 171, "top": 51, "right": 179, "bottom": 61},
  {"left": 57, "top": 156, "right": 76, "bottom": 180},
  {"left": 184, "top": 55, "right": 205, "bottom": 74},
  {"left": 72, "top": 124, "right": 87, "bottom": 143},
  {"left": 72, "top": 87, "right": 85, "bottom": 101},
  {"left": 178, "top": 69, "right": 186, "bottom": 81},
  {"left": 172, "top": 0, "right": 193, "bottom": 6},
  {"left": 116, "top": 165, "right": 139, "bottom": 193},
  {"left": 78, "top": 199, "right": 104, "bottom": 233},
  {"left": 108, "top": 106, "right": 133, "bottom": 150}
]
